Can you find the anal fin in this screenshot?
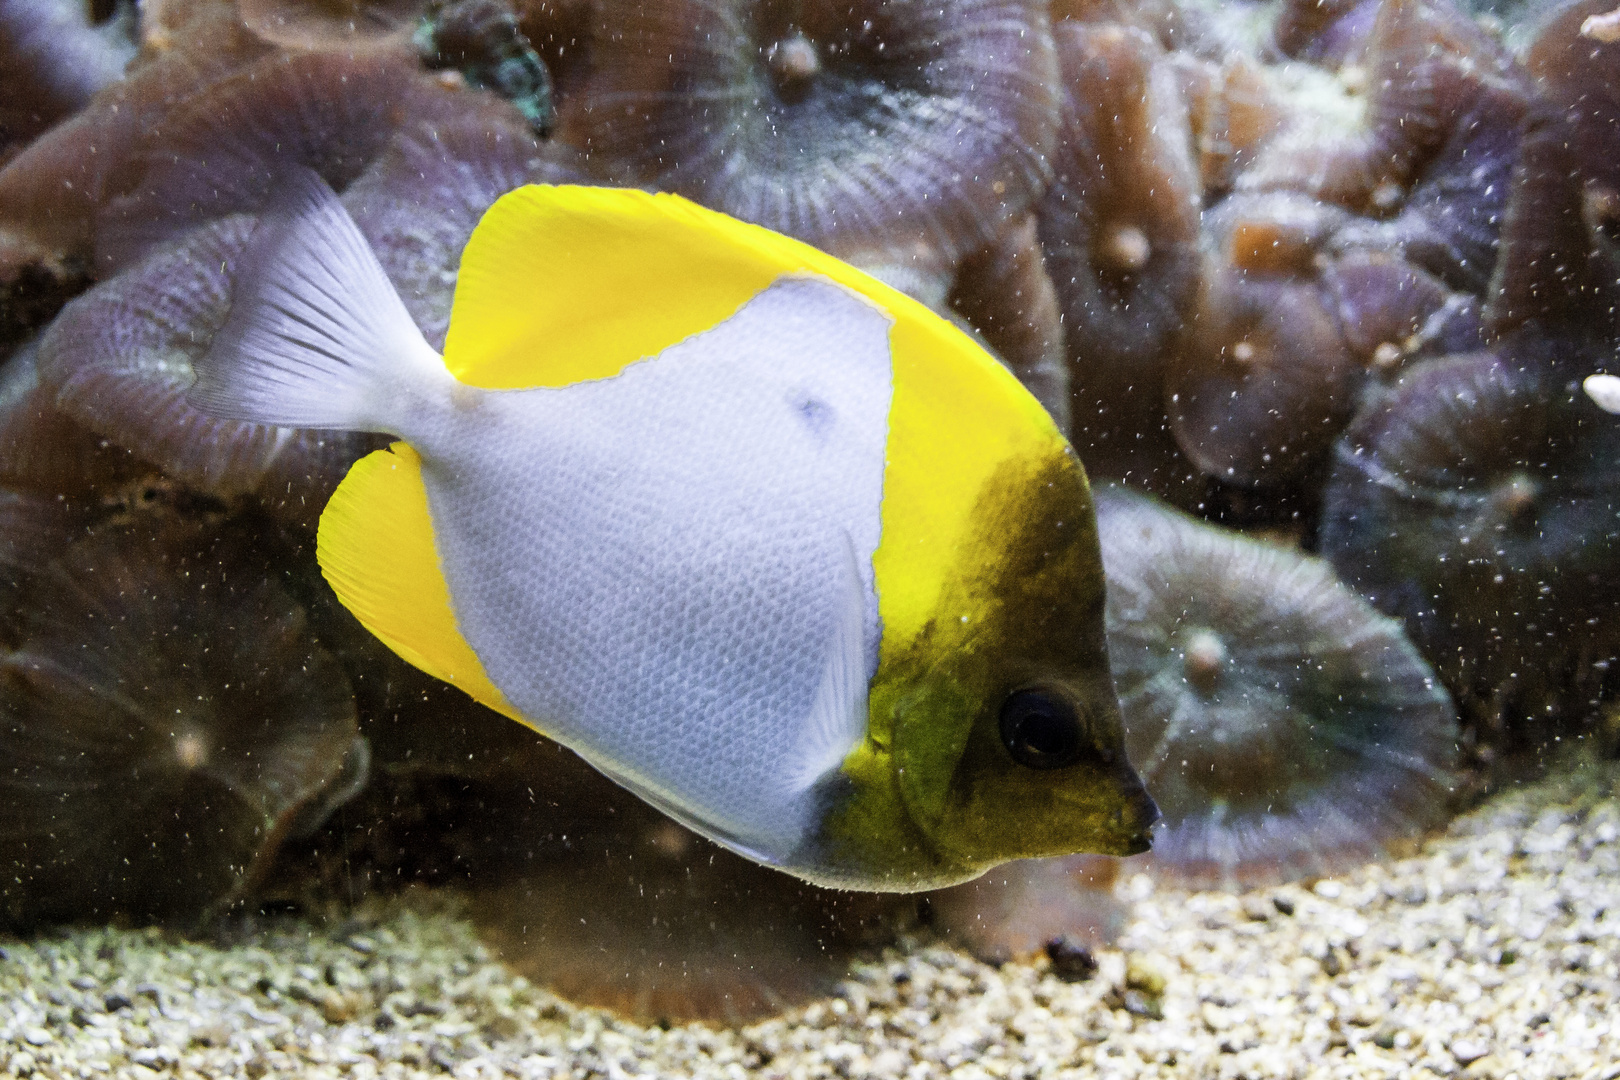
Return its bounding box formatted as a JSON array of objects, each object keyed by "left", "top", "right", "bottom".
[{"left": 318, "top": 441, "right": 524, "bottom": 725}]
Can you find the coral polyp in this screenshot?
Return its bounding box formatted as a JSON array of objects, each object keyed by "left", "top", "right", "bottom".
[
  {"left": 0, "top": 516, "right": 360, "bottom": 927},
  {"left": 0, "top": 0, "right": 136, "bottom": 150},
  {"left": 0, "top": 335, "right": 139, "bottom": 496},
  {"left": 1319, "top": 350, "right": 1620, "bottom": 724},
  {"left": 1039, "top": 20, "right": 1201, "bottom": 482},
  {"left": 1526, "top": 0, "right": 1620, "bottom": 200},
  {"left": 37, "top": 219, "right": 385, "bottom": 514},
  {"left": 1165, "top": 263, "right": 1359, "bottom": 486},
  {"left": 31, "top": 61, "right": 567, "bottom": 523},
  {"left": 3, "top": 0, "right": 1620, "bottom": 1024},
  {"left": 237, "top": 0, "right": 423, "bottom": 50},
  {"left": 469, "top": 756, "right": 909, "bottom": 1026},
  {"left": 948, "top": 215, "right": 1071, "bottom": 427},
  {"left": 1096, "top": 487, "right": 1459, "bottom": 888},
  {"left": 1321, "top": 252, "right": 1478, "bottom": 367},
  {"left": 1271, "top": 0, "right": 1379, "bottom": 64},
  {"left": 1040, "top": 21, "right": 1201, "bottom": 376},
  {"left": 93, "top": 48, "right": 482, "bottom": 270},
  {"left": 554, "top": 0, "right": 1061, "bottom": 289}
]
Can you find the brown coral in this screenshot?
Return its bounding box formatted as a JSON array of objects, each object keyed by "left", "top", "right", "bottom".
[
  {"left": 554, "top": 0, "right": 1061, "bottom": 293},
  {"left": 0, "top": 516, "right": 360, "bottom": 926},
  {"left": 1165, "top": 261, "right": 1359, "bottom": 487},
  {"left": 1097, "top": 487, "right": 1460, "bottom": 888},
  {"left": 1038, "top": 21, "right": 1202, "bottom": 490}
]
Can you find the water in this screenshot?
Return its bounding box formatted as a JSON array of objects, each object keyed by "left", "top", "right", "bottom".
[{"left": 2, "top": 0, "right": 1617, "bottom": 1073}]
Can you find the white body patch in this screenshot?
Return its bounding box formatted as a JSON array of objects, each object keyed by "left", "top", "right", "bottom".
[{"left": 405, "top": 278, "right": 893, "bottom": 859}]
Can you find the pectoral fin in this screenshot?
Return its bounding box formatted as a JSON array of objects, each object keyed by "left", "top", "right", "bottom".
[{"left": 786, "top": 533, "right": 872, "bottom": 793}]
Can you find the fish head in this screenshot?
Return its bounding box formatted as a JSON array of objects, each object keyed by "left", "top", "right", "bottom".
[{"left": 819, "top": 443, "right": 1159, "bottom": 890}]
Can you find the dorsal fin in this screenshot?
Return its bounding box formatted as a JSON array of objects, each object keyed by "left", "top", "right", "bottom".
[{"left": 444, "top": 185, "right": 916, "bottom": 389}]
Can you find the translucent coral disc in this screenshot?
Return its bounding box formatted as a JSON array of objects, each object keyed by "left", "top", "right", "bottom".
[
  {"left": 1320, "top": 348, "right": 1620, "bottom": 717},
  {"left": 1039, "top": 22, "right": 1201, "bottom": 377},
  {"left": 0, "top": 516, "right": 358, "bottom": 926},
  {"left": 555, "top": 0, "right": 1061, "bottom": 269},
  {"left": 466, "top": 756, "right": 907, "bottom": 1025},
  {"left": 37, "top": 218, "right": 384, "bottom": 510},
  {"left": 1165, "top": 267, "right": 1359, "bottom": 488},
  {"left": 1096, "top": 487, "right": 1459, "bottom": 889}
]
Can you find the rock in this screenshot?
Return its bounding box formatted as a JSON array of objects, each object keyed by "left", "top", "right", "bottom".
[{"left": 1044, "top": 937, "right": 1099, "bottom": 982}]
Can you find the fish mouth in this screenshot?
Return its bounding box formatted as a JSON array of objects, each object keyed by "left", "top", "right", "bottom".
[
  {"left": 1117, "top": 826, "right": 1155, "bottom": 857},
  {"left": 1109, "top": 778, "right": 1161, "bottom": 856}
]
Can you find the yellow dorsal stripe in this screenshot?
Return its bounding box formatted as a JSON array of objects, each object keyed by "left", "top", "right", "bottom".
[
  {"left": 317, "top": 442, "right": 525, "bottom": 726},
  {"left": 444, "top": 185, "right": 906, "bottom": 388}
]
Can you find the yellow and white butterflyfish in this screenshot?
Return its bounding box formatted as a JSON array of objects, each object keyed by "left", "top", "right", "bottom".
[{"left": 188, "top": 170, "right": 1158, "bottom": 891}]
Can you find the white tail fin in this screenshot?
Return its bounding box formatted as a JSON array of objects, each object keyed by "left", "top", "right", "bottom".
[{"left": 189, "top": 168, "right": 451, "bottom": 433}]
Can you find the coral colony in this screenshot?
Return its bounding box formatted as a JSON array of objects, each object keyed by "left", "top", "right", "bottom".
[{"left": 2, "top": 0, "right": 1618, "bottom": 1022}]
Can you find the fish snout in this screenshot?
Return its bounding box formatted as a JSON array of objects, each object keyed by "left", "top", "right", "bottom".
[{"left": 1109, "top": 770, "right": 1161, "bottom": 856}]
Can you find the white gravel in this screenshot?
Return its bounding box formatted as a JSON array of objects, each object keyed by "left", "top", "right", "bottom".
[{"left": 3, "top": 755, "right": 1618, "bottom": 1079}]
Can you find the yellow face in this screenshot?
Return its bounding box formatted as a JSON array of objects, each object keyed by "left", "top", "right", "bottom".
[
  {"left": 808, "top": 444, "right": 1158, "bottom": 891},
  {"left": 760, "top": 212, "right": 1159, "bottom": 891}
]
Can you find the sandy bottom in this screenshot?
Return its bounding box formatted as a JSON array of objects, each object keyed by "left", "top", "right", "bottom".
[{"left": 3, "top": 756, "right": 1617, "bottom": 1080}]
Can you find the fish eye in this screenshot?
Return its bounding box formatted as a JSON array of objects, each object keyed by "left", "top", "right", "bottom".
[{"left": 999, "top": 688, "right": 1089, "bottom": 770}]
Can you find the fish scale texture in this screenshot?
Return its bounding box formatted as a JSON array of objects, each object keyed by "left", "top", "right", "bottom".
[{"left": 410, "top": 278, "right": 892, "bottom": 857}]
